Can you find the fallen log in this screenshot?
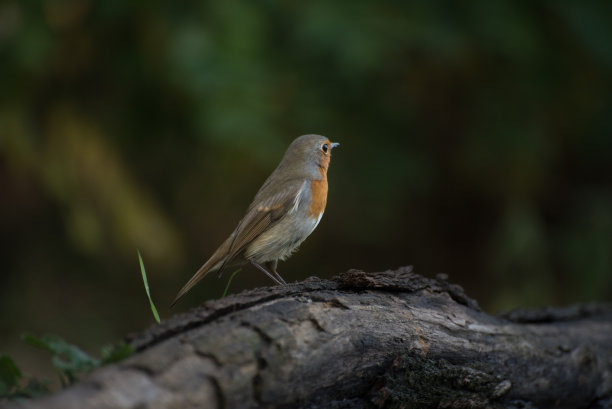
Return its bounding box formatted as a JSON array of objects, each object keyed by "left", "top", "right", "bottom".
[{"left": 8, "top": 267, "right": 612, "bottom": 409}]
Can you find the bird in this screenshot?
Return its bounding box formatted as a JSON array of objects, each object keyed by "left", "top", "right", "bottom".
[{"left": 172, "top": 134, "right": 339, "bottom": 306}]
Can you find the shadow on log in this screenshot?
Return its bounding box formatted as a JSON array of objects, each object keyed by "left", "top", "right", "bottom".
[{"left": 7, "top": 267, "right": 612, "bottom": 409}]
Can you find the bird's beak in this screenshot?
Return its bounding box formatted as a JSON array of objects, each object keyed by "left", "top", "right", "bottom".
[{"left": 331, "top": 142, "right": 340, "bottom": 149}]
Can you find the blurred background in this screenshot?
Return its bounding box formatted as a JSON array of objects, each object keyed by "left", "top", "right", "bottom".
[{"left": 1, "top": 1, "right": 611, "bottom": 381}]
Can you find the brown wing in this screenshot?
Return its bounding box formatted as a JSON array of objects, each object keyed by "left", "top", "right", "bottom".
[
  {"left": 227, "top": 184, "right": 305, "bottom": 258},
  {"left": 171, "top": 180, "right": 305, "bottom": 306}
]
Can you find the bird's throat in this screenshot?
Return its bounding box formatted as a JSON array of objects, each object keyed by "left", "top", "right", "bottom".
[{"left": 308, "top": 167, "right": 328, "bottom": 217}]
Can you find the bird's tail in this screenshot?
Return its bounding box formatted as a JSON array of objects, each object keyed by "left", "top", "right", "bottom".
[
  {"left": 171, "top": 254, "right": 226, "bottom": 307},
  {"left": 172, "top": 220, "right": 246, "bottom": 307}
]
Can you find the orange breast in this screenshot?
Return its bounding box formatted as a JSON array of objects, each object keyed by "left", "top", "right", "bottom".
[{"left": 308, "top": 167, "right": 328, "bottom": 217}]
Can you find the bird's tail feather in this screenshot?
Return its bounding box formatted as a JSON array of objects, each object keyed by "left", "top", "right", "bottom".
[{"left": 171, "top": 256, "right": 224, "bottom": 307}]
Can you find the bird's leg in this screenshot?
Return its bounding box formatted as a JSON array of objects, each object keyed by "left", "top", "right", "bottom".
[
  {"left": 265, "top": 260, "right": 287, "bottom": 285},
  {"left": 250, "top": 260, "right": 284, "bottom": 285}
]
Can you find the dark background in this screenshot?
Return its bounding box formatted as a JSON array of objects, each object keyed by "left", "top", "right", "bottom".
[{"left": 1, "top": 1, "right": 611, "bottom": 381}]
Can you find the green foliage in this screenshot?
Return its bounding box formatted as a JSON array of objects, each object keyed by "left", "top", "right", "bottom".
[
  {"left": 0, "top": 336, "right": 133, "bottom": 400},
  {"left": 100, "top": 342, "right": 134, "bottom": 365},
  {"left": 0, "top": 355, "right": 50, "bottom": 399},
  {"left": 138, "top": 250, "right": 161, "bottom": 324},
  {"left": 0, "top": 355, "right": 23, "bottom": 397},
  {"left": 22, "top": 334, "right": 100, "bottom": 386}
]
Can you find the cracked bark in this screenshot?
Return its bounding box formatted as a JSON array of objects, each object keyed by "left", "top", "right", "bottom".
[{"left": 7, "top": 268, "right": 612, "bottom": 409}]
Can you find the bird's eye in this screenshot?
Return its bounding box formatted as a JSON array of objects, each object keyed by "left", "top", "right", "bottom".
[{"left": 321, "top": 143, "right": 329, "bottom": 153}]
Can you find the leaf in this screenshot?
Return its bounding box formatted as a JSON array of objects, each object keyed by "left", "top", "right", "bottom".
[
  {"left": 0, "top": 355, "right": 22, "bottom": 397},
  {"left": 21, "top": 334, "right": 100, "bottom": 386},
  {"left": 138, "top": 249, "right": 161, "bottom": 324},
  {"left": 8, "top": 335, "right": 131, "bottom": 398},
  {"left": 100, "top": 342, "right": 133, "bottom": 365}
]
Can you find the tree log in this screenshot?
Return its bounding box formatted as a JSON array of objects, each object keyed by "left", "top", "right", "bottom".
[{"left": 7, "top": 267, "right": 612, "bottom": 409}]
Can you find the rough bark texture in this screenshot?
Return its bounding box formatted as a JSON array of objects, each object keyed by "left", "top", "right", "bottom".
[{"left": 7, "top": 267, "right": 612, "bottom": 409}]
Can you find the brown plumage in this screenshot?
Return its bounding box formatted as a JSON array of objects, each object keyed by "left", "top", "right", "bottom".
[{"left": 172, "top": 134, "right": 339, "bottom": 306}]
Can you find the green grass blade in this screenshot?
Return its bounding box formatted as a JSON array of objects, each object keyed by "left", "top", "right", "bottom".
[
  {"left": 222, "top": 269, "right": 241, "bottom": 298},
  {"left": 138, "top": 250, "right": 161, "bottom": 324}
]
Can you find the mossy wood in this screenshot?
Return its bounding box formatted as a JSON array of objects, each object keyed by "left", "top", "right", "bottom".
[{"left": 8, "top": 268, "right": 612, "bottom": 409}]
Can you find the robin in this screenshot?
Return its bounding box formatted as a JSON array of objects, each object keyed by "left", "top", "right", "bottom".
[{"left": 172, "top": 134, "right": 339, "bottom": 305}]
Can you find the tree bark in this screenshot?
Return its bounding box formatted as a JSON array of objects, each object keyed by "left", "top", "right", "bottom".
[{"left": 8, "top": 267, "right": 612, "bottom": 409}]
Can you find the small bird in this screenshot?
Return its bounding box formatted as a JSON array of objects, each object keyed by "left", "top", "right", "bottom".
[{"left": 172, "top": 134, "right": 339, "bottom": 306}]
